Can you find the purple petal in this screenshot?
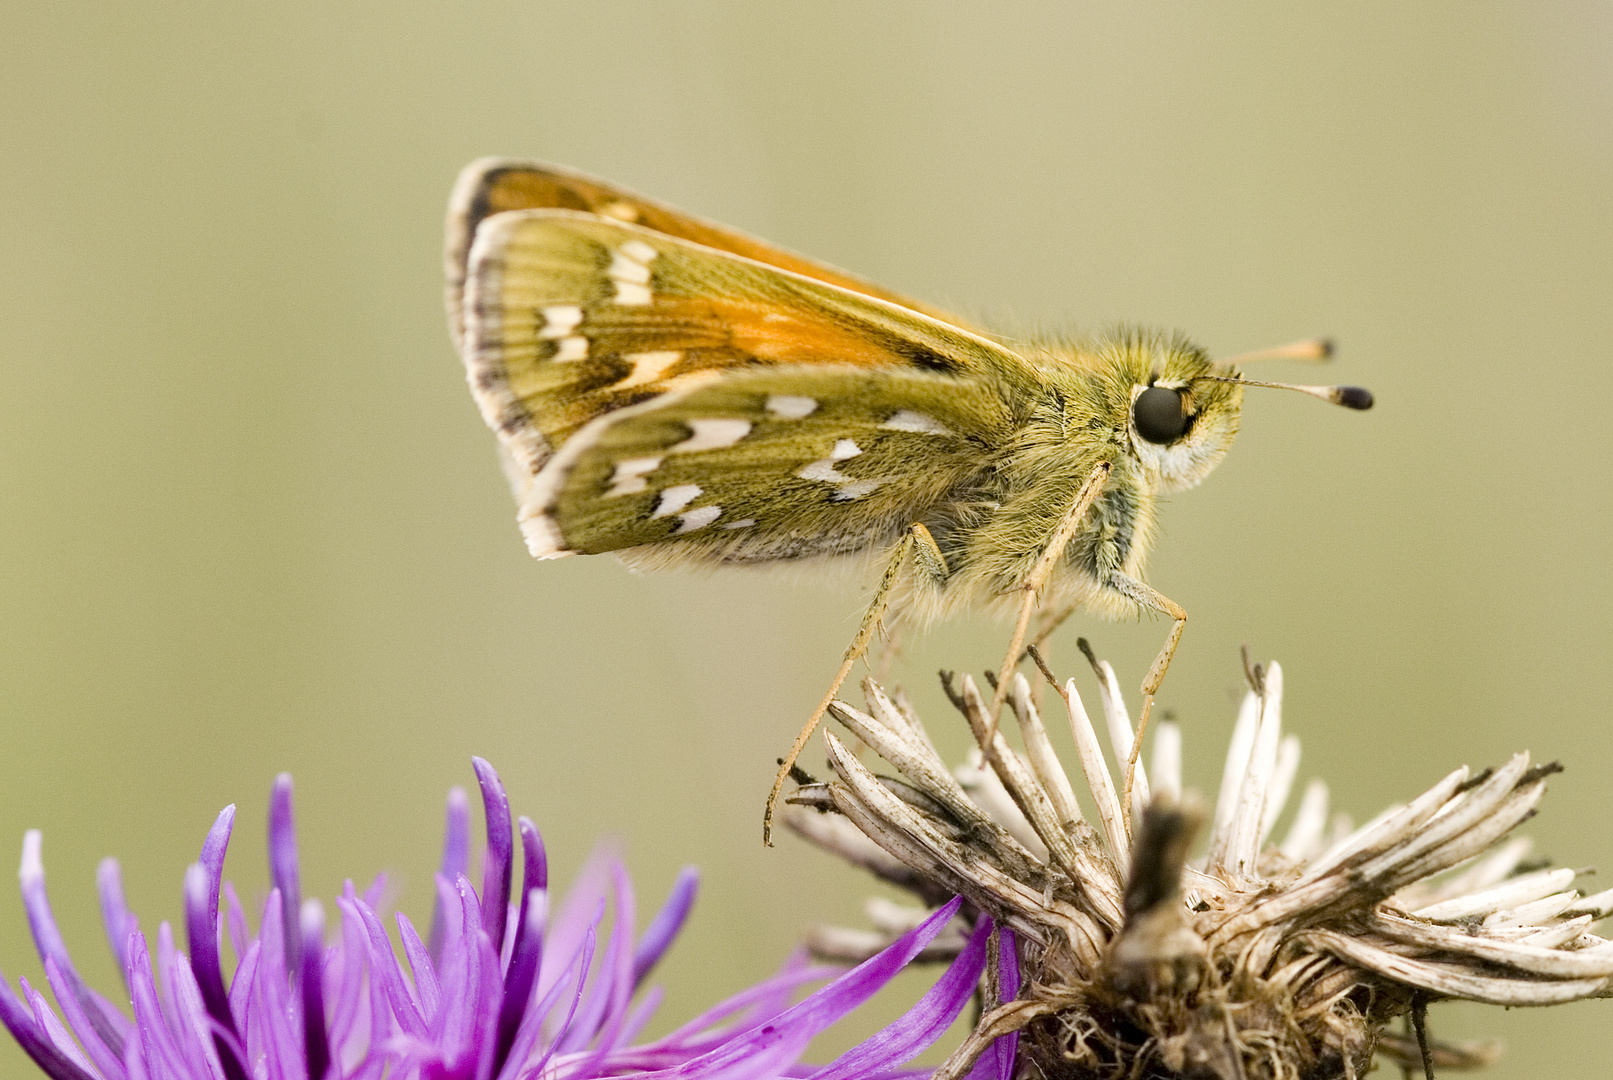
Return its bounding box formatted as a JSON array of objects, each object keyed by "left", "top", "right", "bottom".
[
  {"left": 633, "top": 867, "right": 698, "bottom": 990},
  {"left": 740, "top": 950, "right": 816, "bottom": 1029},
  {"left": 985, "top": 927, "right": 1019, "bottom": 1080},
  {"left": 41, "top": 956, "right": 126, "bottom": 1080},
  {"left": 427, "top": 787, "right": 469, "bottom": 964},
  {"left": 96, "top": 860, "right": 133, "bottom": 993},
  {"left": 268, "top": 775, "right": 303, "bottom": 974},
  {"left": 161, "top": 937, "right": 228, "bottom": 1080},
  {"left": 198, "top": 806, "right": 234, "bottom": 900},
  {"left": 247, "top": 893, "right": 299, "bottom": 1080},
  {"left": 643, "top": 955, "right": 834, "bottom": 1054},
  {"left": 328, "top": 892, "right": 370, "bottom": 1059},
  {"left": 187, "top": 804, "right": 237, "bottom": 1046},
  {"left": 0, "top": 972, "right": 96, "bottom": 1080},
  {"left": 473, "top": 759, "right": 515, "bottom": 958},
  {"left": 616, "top": 984, "right": 663, "bottom": 1048},
  {"left": 361, "top": 874, "right": 388, "bottom": 911},
  {"left": 124, "top": 929, "right": 192, "bottom": 1080},
  {"left": 361, "top": 914, "right": 396, "bottom": 1070},
  {"left": 153, "top": 923, "right": 184, "bottom": 1040},
  {"left": 809, "top": 915, "right": 991, "bottom": 1080},
  {"left": 226, "top": 941, "right": 259, "bottom": 1041},
  {"left": 492, "top": 892, "right": 543, "bottom": 1077},
  {"left": 559, "top": 860, "right": 635, "bottom": 1058},
  {"left": 406, "top": 877, "right": 494, "bottom": 1077},
  {"left": 491, "top": 915, "right": 590, "bottom": 1080},
  {"left": 184, "top": 863, "right": 247, "bottom": 1080},
  {"left": 23, "top": 976, "right": 100, "bottom": 1079},
  {"left": 521, "top": 924, "right": 596, "bottom": 1080},
  {"left": 223, "top": 884, "right": 249, "bottom": 970},
  {"left": 633, "top": 896, "right": 964, "bottom": 1080},
  {"left": 18, "top": 832, "right": 126, "bottom": 1063},
  {"left": 508, "top": 818, "right": 546, "bottom": 981},
  {"left": 351, "top": 898, "right": 428, "bottom": 1039},
  {"left": 430, "top": 879, "right": 477, "bottom": 1058},
  {"left": 302, "top": 901, "right": 331, "bottom": 1080},
  {"left": 536, "top": 845, "right": 616, "bottom": 1003},
  {"left": 428, "top": 876, "right": 473, "bottom": 1041},
  {"left": 461, "top": 876, "right": 505, "bottom": 1071},
  {"left": 395, "top": 912, "right": 440, "bottom": 1021}
]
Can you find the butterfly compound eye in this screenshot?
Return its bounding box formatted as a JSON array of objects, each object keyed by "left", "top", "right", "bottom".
[{"left": 1133, "top": 386, "right": 1189, "bottom": 444}]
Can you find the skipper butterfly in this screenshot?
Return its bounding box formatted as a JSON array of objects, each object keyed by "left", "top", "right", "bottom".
[{"left": 444, "top": 159, "right": 1371, "bottom": 842}]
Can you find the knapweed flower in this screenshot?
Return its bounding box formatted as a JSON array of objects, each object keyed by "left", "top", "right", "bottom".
[
  {"left": 0, "top": 757, "right": 1008, "bottom": 1080},
  {"left": 784, "top": 649, "right": 1613, "bottom": 1080}
]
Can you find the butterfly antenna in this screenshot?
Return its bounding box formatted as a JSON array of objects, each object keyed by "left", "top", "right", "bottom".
[
  {"left": 1197, "top": 375, "right": 1373, "bottom": 410},
  {"left": 1220, "top": 336, "right": 1334, "bottom": 364}
]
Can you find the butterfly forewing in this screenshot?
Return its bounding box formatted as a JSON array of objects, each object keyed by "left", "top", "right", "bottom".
[
  {"left": 460, "top": 208, "right": 1029, "bottom": 562},
  {"left": 462, "top": 208, "right": 1024, "bottom": 473},
  {"left": 446, "top": 158, "right": 972, "bottom": 351}
]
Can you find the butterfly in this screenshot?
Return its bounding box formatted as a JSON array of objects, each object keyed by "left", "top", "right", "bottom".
[{"left": 444, "top": 159, "right": 1372, "bottom": 842}]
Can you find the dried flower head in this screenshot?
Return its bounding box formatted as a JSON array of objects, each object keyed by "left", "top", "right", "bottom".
[
  {"left": 1, "top": 758, "right": 990, "bottom": 1080},
  {"left": 785, "top": 647, "right": 1613, "bottom": 1080}
]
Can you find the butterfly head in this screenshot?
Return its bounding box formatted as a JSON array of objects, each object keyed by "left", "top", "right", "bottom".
[
  {"left": 1093, "top": 333, "right": 1244, "bottom": 494},
  {"left": 1097, "top": 331, "right": 1372, "bottom": 494}
]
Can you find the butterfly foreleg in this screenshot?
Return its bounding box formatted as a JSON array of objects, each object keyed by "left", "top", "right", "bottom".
[
  {"left": 1106, "top": 571, "right": 1187, "bottom": 820},
  {"left": 762, "top": 522, "right": 949, "bottom": 845},
  {"left": 985, "top": 462, "right": 1113, "bottom": 742},
  {"left": 872, "top": 523, "right": 948, "bottom": 681}
]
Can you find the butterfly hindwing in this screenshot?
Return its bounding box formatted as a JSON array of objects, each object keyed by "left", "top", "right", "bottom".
[
  {"left": 516, "top": 364, "right": 1011, "bottom": 563},
  {"left": 461, "top": 207, "right": 1027, "bottom": 483}
]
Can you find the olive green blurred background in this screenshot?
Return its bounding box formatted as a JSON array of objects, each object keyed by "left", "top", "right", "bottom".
[{"left": 3, "top": 3, "right": 1611, "bottom": 1076}]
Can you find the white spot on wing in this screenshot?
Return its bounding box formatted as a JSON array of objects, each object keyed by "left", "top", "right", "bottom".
[
  {"left": 652, "top": 484, "right": 702, "bottom": 518},
  {"left": 616, "top": 351, "right": 682, "bottom": 388},
  {"left": 766, "top": 395, "right": 818, "bottom": 419},
  {"left": 538, "top": 305, "right": 583, "bottom": 339},
  {"left": 605, "top": 456, "right": 661, "bottom": 497},
  {"left": 613, "top": 281, "right": 652, "bottom": 306},
  {"left": 797, "top": 460, "right": 851, "bottom": 484},
  {"left": 798, "top": 439, "right": 885, "bottom": 499},
  {"left": 881, "top": 410, "right": 951, "bottom": 436},
  {"left": 553, "top": 335, "right": 588, "bottom": 362},
  {"left": 720, "top": 518, "right": 755, "bottom": 529},
  {"left": 607, "top": 252, "right": 652, "bottom": 284},
  {"left": 674, "top": 505, "right": 723, "bottom": 534},
  {"left": 831, "top": 478, "right": 887, "bottom": 501},
  {"left": 671, "top": 418, "right": 752, "bottom": 453},
  {"left": 609, "top": 240, "right": 658, "bottom": 306},
  {"left": 620, "top": 239, "right": 659, "bottom": 264}
]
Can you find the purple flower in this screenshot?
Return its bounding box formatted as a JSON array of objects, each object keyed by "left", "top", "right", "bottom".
[{"left": 0, "top": 758, "right": 1008, "bottom": 1080}]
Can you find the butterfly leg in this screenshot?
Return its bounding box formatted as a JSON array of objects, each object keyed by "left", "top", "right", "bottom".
[
  {"left": 987, "top": 462, "right": 1112, "bottom": 740},
  {"left": 763, "top": 522, "right": 948, "bottom": 845},
  {"left": 1025, "top": 600, "right": 1081, "bottom": 660},
  {"left": 1107, "top": 571, "right": 1187, "bottom": 819}
]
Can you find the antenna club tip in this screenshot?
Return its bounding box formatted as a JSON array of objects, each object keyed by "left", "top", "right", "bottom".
[
  {"left": 1313, "top": 337, "right": 1336, "bottom": 360},
  {"left": 1335, "top": 386, "right": 1373, "bottom": 410}
]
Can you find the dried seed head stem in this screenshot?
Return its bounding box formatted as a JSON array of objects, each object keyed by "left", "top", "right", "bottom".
[{"left": 786, "top": 645, "right": 1613, "bottom": 1080}]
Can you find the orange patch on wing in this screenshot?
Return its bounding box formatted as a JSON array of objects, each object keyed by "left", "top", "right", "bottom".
[
  {"left": 703, "top": 298, "right": 921, "bottom": 369},
  {"left": 469, "top": 163, "right": 966, "bottom": 321}
]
